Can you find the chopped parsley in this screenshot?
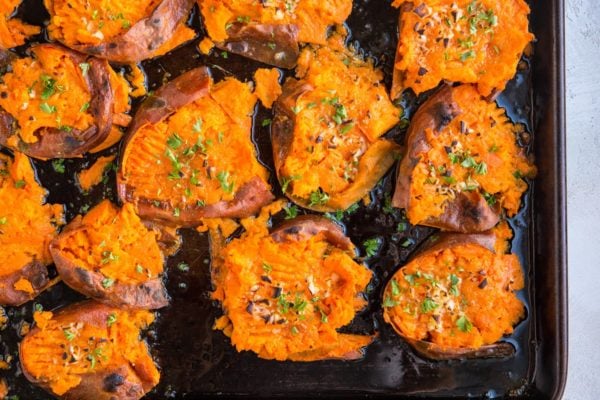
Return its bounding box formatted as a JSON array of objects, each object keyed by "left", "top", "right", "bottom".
[
  {"left": 106, "top": 313, "right": 117, "bottom": 327},
  {"left": 79, "top": 62, "right": 90, "bottom": 76},
  {"left": 390, "top": 279, "right": 401, "bottom": 296},
  {"left": 382, "top": 296, "right": 399, "bottom": 308},
  {"left": 420, "top": 297, "right": 439, "bottom": 313},
  {"left": 101, "top": 250, "right": 119, "bottom": 264},
  {"left": 63, "top": 328, "right": 76, "bottom": 341},
  {"left": 363, "top": 238, "right": 380, "bottom": 257},
  {"left": 308, "top": 188, "right": 329, "bottom": 206},
  {"left": 283, "top": 204, "right": 298, "bottom": 219},
  {"left": 40, "top": 102, "right": 56, "bottom": 114},
  {"left": 167, "top": 133, "right": 183, "bottom": 149},
  {"left": 52, "top": 159, "right": 66, "bottom": 173},
  {"left": 449, "top": 274, "right": 460, "bottom": 296},
  {"left": 217, "top": 171, "right": 234, "bottom": 193},
  {"left": 177, "top": 262, "right": 190, "bottom": 272},
  {"left": 14, "top": 180, "right": 26, "bottom": 189},
  {"left": 456, "top": 315, "right": 473, "bottom": 332},
  {"left": 261, "top": 118, "right": 272, "bottom": 127},
  {"left": 101, "top": 277, "right": 115, "bottom": 289}
]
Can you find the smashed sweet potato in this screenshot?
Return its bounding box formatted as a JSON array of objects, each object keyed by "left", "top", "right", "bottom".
[
  {"left": 45, "top": 0, "right": 196, "bottom": 63},
  {"left": 390, "top": 0, "right": 534, "bottom": 98},
  {"left": 118, "top": 67, "right": 273, "bottom": 226},
  {"left": 20, "top": 301, "right": 160, "bottom": 399},
  {"left": 254, "top": 68, "right": 282, "bottom": 109},
  {"left": 0, "top": 44, "right": 132, "bottom": 159},
  {"left": 392, "top": 85, "right": 536, "bottom": 232},
  {"left": 199, "top": 0, "right": 352, "bottom": 67},
  {"left": 50, "top": 199, "right": 168, "bottom": 309},
  {"left": 211, "top": 201, "right": 374, "bottom": 361},
  {"left": 273, "top": 43, "right": 401, "bottom": 212},
  {"left": 382, "top": 223, "right": 524, "bottom": 360},
  {"left": 0, "top": 152, "right": 64, "bottom": 306},
  {"left": 0, "top": 0, "right": 40, "bottom": 49}
]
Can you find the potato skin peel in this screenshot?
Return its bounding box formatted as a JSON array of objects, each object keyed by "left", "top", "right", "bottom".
[
  {"left": 45, "top": 0, "right": 195, "bottom": 63},
  {"left": 210, "top": 207, "right": 373, "bottom": 361},
  {"left": 392, "top": 84, "right": 534, "bottom": 232},
  {"left": 118, "top": 67, "right": 274, "bottom": 226},
  {"left": 383, "top": 229, "right": 524, "bottom": 360},
  {"left": 19, "top": 301, "right": 159, "bottom": 400},
  {"left": 50, "top": 201, "right": 168, "bottom": 310},
  {"left": 0, "top": 44, "right": 114, "bottom": 159}
]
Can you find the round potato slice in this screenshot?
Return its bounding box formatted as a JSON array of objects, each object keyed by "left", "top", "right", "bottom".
[
  {"left": 273, "top": 44, "right": 402, "bottom": 212},
  {"left": 118, "top": 67, "right": 273, "bottom": 226},
  {"left": 20, "top": 301, "right": 160, "bottom": 400},
  {"left": 382, "top": 224, "right": 525, "bottom": 360},
  {"left": 0, "top": 44, "right": 131, "bottom": 159},
  {"left": 50, "top": 200, "right": 168, "bottom": 310},
  {"left": 44, "top": 0, "right": 196, "bottom": 63},
  {"left": 198, "top": 0, "right": 352, "bottom": 67},
  {"left": 0, "top": 152, "right": 64, "bottom": 306},
  {"left": 211, "top": 203, "right": 374, "bottom": 361},
  {"left": 390, "top": 0, "right": 534, "bottom": 98},
  {"left": 392, "top": 84, "right": 536, "bottom": 232}
]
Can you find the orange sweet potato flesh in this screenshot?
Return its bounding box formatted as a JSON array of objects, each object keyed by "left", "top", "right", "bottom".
[
  {"left": 0, "top": 152, "right": 64, "bottom": 306},
  {"left": 20, "top": 301, "right": 160, "bottom": 399},
  {"left": 45, "top": 0, "right": 195, "bottom": 63},
  {"left": 50, "top": 200, "right": 168, "bottom": 309},
  {"left": 273, "top": 43, "right": 401, "bottom": 212},
  {"left": 118, "top": 67, "right": 274, "bottom": 226},
  {"left": 392, "top": 84, "right": 536, "bottom": 232},
  {"left": 210, "top": 203, "right": 374, "bottom": 361},
  {"left": 0, "top": 0, "right": 41, "bottom": 49},
  {"left": 382, "top": 223, "right": 525, "bottom": 360},
  {"left": 390, "top": 0, "right": 534, "bottom": 98},
  {"left": 199, "top": 0, "right": 352, "bottom": 68},
  {"left": 0, "top": 44, "right": 132, "bottom": 159}
]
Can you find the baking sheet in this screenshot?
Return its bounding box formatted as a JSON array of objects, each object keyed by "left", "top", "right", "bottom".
[{"left": 0, "top": 0, "right": 567, "bottom": 398}]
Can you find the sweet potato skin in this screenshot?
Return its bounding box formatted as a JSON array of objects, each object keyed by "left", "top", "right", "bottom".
[
  {"left": 217, "top": 22, "right": 300, "bottom": 69},
  {"left": 0, "top": 261, "right": 50, "bottom": 307},
  {"left": 211, "top": 210, "right": 373, "bottom": 361},
  {"left": 50, "top": 216, "right": 169, "bottom": 310},
  {"left": 384, "top": 230, "right": 517, "bottom": 360},
  {"left": 391, "top": 85, "right": 500, "bottom": 232},
  {"left": 0, "top": 44, "right": 113, "bottom": 159},
  {"left": 270, "top": 215, "right": 354, "bottom": 252},
  {"left": 19, "top": 301, "right": 158, "bottom": 400},
  {"left": 273, "top": 78, "right": 401, "bottom": 212},
  {"left": 45, "top": 0, "right": 195, "bottom": 63},
  {"left": 118, "top": 67, "right": 274, "bottom": 225}
]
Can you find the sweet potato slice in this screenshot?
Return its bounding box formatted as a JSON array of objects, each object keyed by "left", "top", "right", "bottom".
[
  {"left": 198, "top": 0, "right": 352, "bottom": 67},
  {"left": 0, "top": 44, "right": 131, "bottom": 159},
  {"left": 118, "top": 67, "right": 273, "bottom": 226},
  {"left": 0, "top": 0, "right": 41, "bottom": 49},
  {"left": 44, "top": 0, "right": 196, "bottom": 63},
  {"left": 50, "top": 200, "right": 168, "bottom": 310},
  {"left": 210, "top": 202, "right": 374, "bottom": 361},
  {"left": 272, "top": 44, "right": 401, "bottom": 212},
  {"left": 20, "top": 301, "right": 160, "bottom": 399},
  {"left": 390, "top": 0, "right": 534, "bottom": 98},
  {"left": 0, "top": 152, "right": 64, "bottom": 306},
  {"left": 392, "top": 85, "right": 536, "bottom": 232},
  {"left": 382, "top": 223, "right": 525, "bottom": 360}
]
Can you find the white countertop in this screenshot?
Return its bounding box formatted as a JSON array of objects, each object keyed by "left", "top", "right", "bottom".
[{"left": 564, "top": 0, "right": 600, "bottom": 399}]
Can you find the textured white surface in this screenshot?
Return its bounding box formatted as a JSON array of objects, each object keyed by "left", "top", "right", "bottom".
[{"left": 564, "top": 0, "right": 600, "bottom": 399}]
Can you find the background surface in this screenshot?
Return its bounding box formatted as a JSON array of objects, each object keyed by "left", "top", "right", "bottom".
[{"left": 564, "top": 0, "right": 600, "bottom": 398}]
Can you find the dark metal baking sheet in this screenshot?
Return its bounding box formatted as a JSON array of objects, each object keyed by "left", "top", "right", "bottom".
[{"left": 0, "top": 0, "right": 567, "bottom": 398}]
